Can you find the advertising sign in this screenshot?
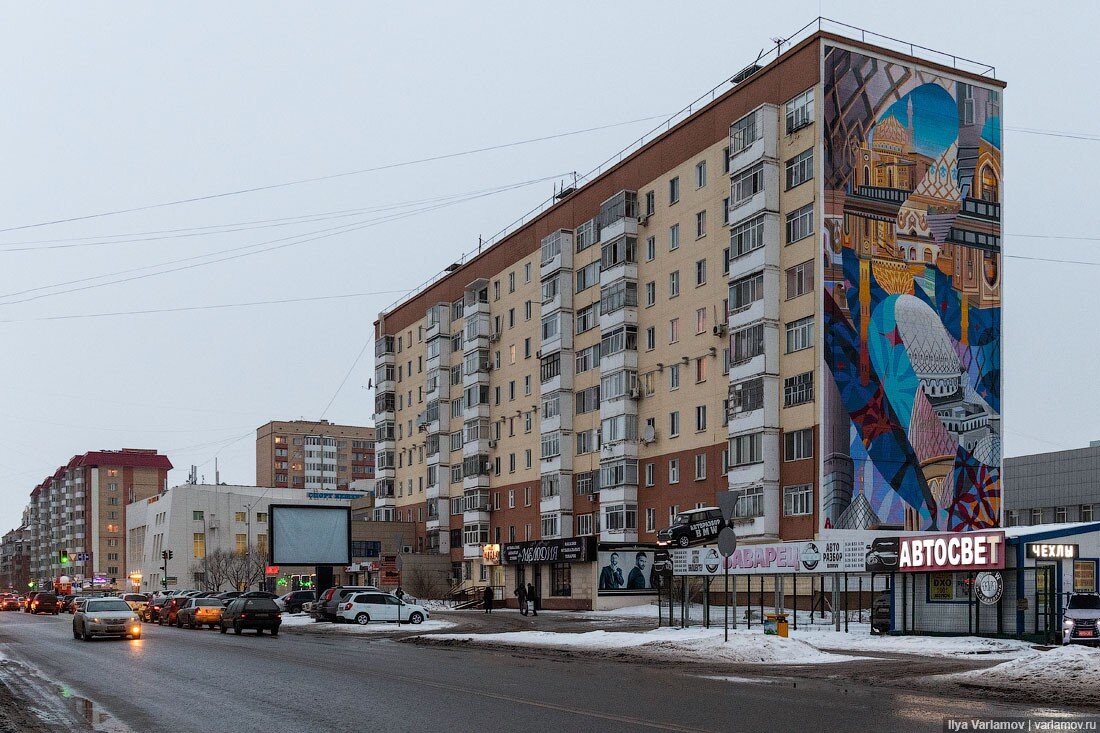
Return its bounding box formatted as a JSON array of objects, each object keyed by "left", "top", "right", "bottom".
[
  {"left": 1026, "top": 543, "right": 1079, "bottom": 560},
  {"left": 597, "top": 549, "right": 657, "bottom": 593},
  {"left": 1074, "top": 560, "right": 1097, "bottom": 593},
  {"left": 482, "top": 544, "right": 501, "bottom": 566},
  {"left": 974, "top": 572, "right": 1003, "bottom": 605},
  {"left": 379, "top": 555, "right": 400, "bottom": 586},
  {"left": 898, "top": 531, "right": 1006, "bottom": 572},
  {"left": 502, "top": 537, "right": 595, "bottom": 565}
]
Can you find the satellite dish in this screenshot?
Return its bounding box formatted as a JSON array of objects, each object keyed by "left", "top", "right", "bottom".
[{"left": 643, "top": 424, "right": 656, "bottom": 443}]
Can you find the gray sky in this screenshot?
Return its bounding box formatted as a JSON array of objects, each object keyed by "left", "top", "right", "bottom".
[{"left": 1, "top": 1, "right": 1094, "bottom": 531}]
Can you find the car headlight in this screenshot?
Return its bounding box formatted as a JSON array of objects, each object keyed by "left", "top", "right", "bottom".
[
  {"left": 1064, "top": 618, "right": 1076, "bottom": 629},
  {"left": 91, "top": 618, "right": 101, "bottom": 624}
]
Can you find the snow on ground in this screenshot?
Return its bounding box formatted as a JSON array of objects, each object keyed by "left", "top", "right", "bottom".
[
  {"left": 949, "top": 645, "right": 1100, "bottom": 706},
  {"left": 425, "top": 627, "right": 859, "bottom": 664},
  {"left": 280, "top": 614, "right": 455, "bottom": 634},
  {"left": 793, "top": 628, "right": 1035, "bottom": 658}
]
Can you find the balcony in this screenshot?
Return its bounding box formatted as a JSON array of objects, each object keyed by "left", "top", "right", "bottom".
[
  {"left": 540, "top": 393, "right": 572, "bottom": 434},
  {"left": 539, "top": 311, "right": 573, "bottom": 354},
  {"left": 727, "top": 322, "right": 780, "bottom": 383},
  {"left": 726, "top": 430, "right": 780, "bottom": 489},
  {"left": 539, "top": 475, "right": 573, "bottom": 514},
  {"left": 727, "top": 375, "right": 781, "bottom": 434},
  {"left": 540, "top": 273, "right": 573, "bottom": 314},
  {"left": 598, "top": 190, "right": 638, "bottom": 242},
  {"left": 425, "top": 303, "right": 451, "bottom": 341},
  {"left": 728, "top": 161, "right": 780, "bottom": 226},
  {"left": 725, "top": 483, "right": 781, "bottom": 540},
  {"left": 728, "top": 104, "right": 778, "bottom": 174},
  {"left": 728, "top": 269, "right": 780, "bottom": 331},
  {"left": 728, "top": 213, "right": 781, "bottom": 279},
  {"left": 539, "top": 229, "right": 574, "bottom": 280},
  {"left": 374, "top": 335, "right": 396, "bottom": 363}
]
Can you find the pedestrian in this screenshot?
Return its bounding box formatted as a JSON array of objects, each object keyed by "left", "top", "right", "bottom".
[
  {"left": 395, "top": 586, "right": 405, "bottom": 601},
  {"left": 526, "top": 582, "right": 538, "bottom": 616},
  {"left": 516, "top": 584, "right": 528, "bottom": 616},
  {"left": 483, "top": 585, "right": 494, "bottom": 614}
]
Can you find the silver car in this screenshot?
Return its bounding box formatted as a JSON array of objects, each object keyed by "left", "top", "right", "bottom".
[{"left": 73, "top": 598, "right": 143, "bottom": 641}]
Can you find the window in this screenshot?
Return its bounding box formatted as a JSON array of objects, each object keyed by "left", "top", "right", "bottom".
[
  {"left": 576, "top": 261, "right": 600, "bottom": 293},
  {"left": 645, "top": 508, "right": 656, "bottom": 533},
  {"left": 695, "top": 160, "right": 707, "bottom": 188},
  {"left": 730, "top": 113, "right": 758, "bottom": 154},
  {"left": 600, "top": 325, "right": 637, "bottom": 358},
  {"left": 785, "top": 148, "right": 813, "bottom": 189},
  {"left": 256, "top": 512, "right": 268, "bottom": 523},
  {"left": 645, "top": 235, "right": 656, "bottom": 261},
  {"left": 730, "top": 215, "right": 765, "bottom": 257},
  {"left": 601, "top": 414, "right": 637, "bottom": 443},
  {"left": 669, "top": 270, "right": 680, "bottom": 297},
  {"left": 786, "top": 316, "right": 814, "bottom": 353},
  {"left": 1084, "top": 505, "right": 1095, "bottom": 522},
  {"left": 575, "top": 471, "right": 597, "bottom": 495},
  {"left": 576, "top": 303, "right": 598, "bottom": 334},
  {"left": 669, "top": 363, "right": 680, "bottom": 390},
  {"left": 783, "top": 484, "right": 813, "bottom": 516},
  {"left": 192, "top": 511, "right": 204, "bottom": 521},
  {"left": 695, "top": 405, "right": 707, "bottom": 431},
  {"left": 729, "top": 271, "right": 763, "bottom": 312},
  {"left": 645, "top": 281, "right": 656, "bottom": 307},
  {"left": 540, "top": 352, "right": 561, "bottom": 383},
  {"left": 1032, "top": 508, "right": 1043, "bottom": 525},
  {"left": 734, "top": 485, "right": 764, "bottom": 518},
  {"left": 525, "top": 300, "right": 532, "bottom": 321},
  {"left": 695, "top": 259, "right": 707, "bottom": 286},
  {"left": 575, "top": 344, "right": 600, "bottom": 374},
  {"left": 669, "top": 411, "right": 680, "bottom": 438},
  {"left": 541, "top": 474, "right": 561, "bottom": 498},
  {"left": 784, "top": 428, "right": 814, "bottom": 461},
  {"left": 1057, "top": 506, "right": 1068, "bottom": 523},
  {"left": 644, "top": 462, "right": 655, "bottom": 487},
  {"left": 694, "top": 453, "right": 707, "bottom": 480},
  {"left": 645, "top": 326, "right": 655, "bottom": 351},
  {"left": 600, "top": 368, "right": 637, "bottom": 400},
  {"left": 234, "top": 512, "right": 246, "bottom": 523},
  {"left": 575, "top": 386, "right": 600, "bottom": 414},
  {"left": 668, "top": 459, "right": 680, "bottom": 484},
  {"left": 540, "top": 431, "right": 561, "bottom": 459},
  {"left": 786, "top": 203, "right": 814, "bottom": 243},
  {"left": 669, "top": 318, "right": 679, "bottom": 344},
  {"left": 600, "top": 280, "right": 638, "bottom": 314},
  {"left": 508, "top": 272, "right": 515, "bottom": 293},
  {"left": 669, "top": 176, "right": 680, "bottom": 204},
  {"left": 722, "top": 197, "right": 731, "bottom": 226},
  {"left": 669, "top": 224, "right": 680, "bottom": 251},
  {"left": 604, "top": 504, "right": 637, "bottom": 532},
  {"left": 732, "top": 163, "right": 764, "bottom": 206},
  {"left": 550, "top": 562, "right": 571, "bottom": 596},
  {"left": 729, "top": 433, "right": 763, "bottom": 466},
  {"left": 732, "top": 324, "right": 764, "bottom": 363},
  {"left": 576, "top": 514, "right": 594, "bottom": 536},
  {"left": 695, "top": 308, "right": 707, "bottom": 335},
  {"left": 541, "top": 313, "right": 560, "bottom": 341},
  {"left": 644, "top": 190, "right": 655, "bottom": 216},
  {"left": 722, "top": 146, "right": 731, "bottom": 173},
  {"left": 786, "top": 261, "right": 814, "bottom": 299},
  {"left": 235, "top": 534, "right": 248, "bottom": 554},
  {"left": 785, "top": 89, "right": 814, "bottom": 133},
  {"left": 193, "top": 532, "right": 206, "bottom": 559},
  {"left": 695, "top": 210, "right": 706, "bottom": 238},
  {"left": 783, "top": 372, "right": 814, "bottom": 407},
  {"left": 600, "top": 235, "right": 636, "bottom": 269},
  {"left": 576, "top": 218, "right": 598, "bottom": 252},
  {"left": 600, "top": 459, "right": 638, "bottom": 489}
]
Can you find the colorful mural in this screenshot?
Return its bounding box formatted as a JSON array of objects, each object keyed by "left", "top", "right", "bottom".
[{"left": 821, "top": 47, "right": 1002, "bottom": 532}]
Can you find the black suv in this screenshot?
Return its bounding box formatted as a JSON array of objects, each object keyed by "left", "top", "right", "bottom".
[
  {"left": 220, "top": 597, "right": 281, "bottom": 635},
  {"left": 656, "top": 507, "right": 724, "bottom": 547},
  {"left": 29, "top": 592, "right": 60, "bottom": 615},
  {"left": 278, "top": 590, "right": 316, "bottom": 614}
]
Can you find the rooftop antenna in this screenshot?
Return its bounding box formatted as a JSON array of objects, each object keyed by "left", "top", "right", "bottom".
[{"left": 771, "top": 37, "right": 786, "bottom": 56}]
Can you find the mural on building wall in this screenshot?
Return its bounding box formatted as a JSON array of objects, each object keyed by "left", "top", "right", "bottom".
[{"left": 821, "top": 46, "right": 1002, "bottom": 532}]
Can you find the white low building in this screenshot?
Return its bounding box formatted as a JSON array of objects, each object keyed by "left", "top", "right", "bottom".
[{"left": 126, "top": 484, "right": 361, "bottom": 592}]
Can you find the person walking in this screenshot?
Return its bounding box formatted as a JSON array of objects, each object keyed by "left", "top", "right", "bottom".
[
  {"left": 526, "top": 582, "right": 538, "bottom": 616},
  {"left": 395, "top": 586, "right": 405, "bottom": 601},
  {"left": 516, "top": 584, "right": 528, "bottom": 616},
  {"left": 483, "top": 585, "right": 494, "bottom": 614}
]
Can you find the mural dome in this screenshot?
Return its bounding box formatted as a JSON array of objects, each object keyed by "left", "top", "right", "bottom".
[
  {"left": 971, "top": 435, "right": 1002, "bottom": 467},
  {"left": 871, "top": 115, "right": 910, "bottom": 154},
  {"left": 893, "top": 294, "right": 961, "bottom": 397}
]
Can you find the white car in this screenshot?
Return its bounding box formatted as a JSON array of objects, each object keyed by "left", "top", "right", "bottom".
[{"left": 337, "top": 591, "right": 429, "bottom": 625}]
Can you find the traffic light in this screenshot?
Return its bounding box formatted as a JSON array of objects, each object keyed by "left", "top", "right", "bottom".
[
  {"left": 58, "top": 550, "right": 70, "bottom": 566},
  {"left": 169, "top": 550, "right": 174, "bottom": 560},
  {"left": 161, "top": 550, "right": 173, "bottom": 561}
]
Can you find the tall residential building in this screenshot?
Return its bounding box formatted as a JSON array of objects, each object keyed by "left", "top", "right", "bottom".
[
  {"left": 255, "top": 420, "right": 375, "bottom": 491},
  {"left": 24, "top": 449, "right": 172, "bottom": 588},
  {"left": 0, "top": 526, "right": 31, "bottom": 590},
  {"left": 373, "top": 26, "right": 1003, "bottom": 609}
]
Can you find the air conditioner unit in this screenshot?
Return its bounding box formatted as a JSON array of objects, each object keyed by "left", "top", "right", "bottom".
[
  {"left": 402, "top": 545, "right": 413, "bottom": 554},
  {"left": 639, "top": 214, "right": 650, "bottom": 226},
  {"left": 629, "top": 387, "right": 642, "bottom": 400},
  {"left": 488, "top": 440, "right": 497, "bottom": 449},
  {"left": 418, "top": 424, "right": 428, "bottom": 433},
  {"left": 713, "top": 324, "right": 728, "bottom": 337},
  {"left": 536, "top": 350, "right": 542, "bottom": 358},
  {"left": 489, "top": 331, "right": 501, "bottom": 342}
]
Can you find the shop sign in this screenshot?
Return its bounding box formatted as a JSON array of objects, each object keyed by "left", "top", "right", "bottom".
[
  {"left": 502, "top": 537, "right": 595, "bottom": 565},
  {"left": 482, "top": 544, "right": 501, "bottom": 566},
  {"left": 898, "top": 531, "right": 1005, "bottom": 572},
  {"left": 598, "top": 549, "right": 658, "bottom": 594},
  {"left": 974, "top": 572, "right": 1003, "bottom": 605},
  {"left": 1026, "top": 543, "right": 1078, "bottom": 560},
  {"left": 1074, "top": 560, "right": 1097, "bottom": 593},
  {"left": 265, "top": 565, "right": 280, "bottom": 576}
]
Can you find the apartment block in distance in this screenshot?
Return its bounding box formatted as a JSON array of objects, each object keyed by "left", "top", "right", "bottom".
[
  {"left": 24, "top": 449, "right": 173, "bottom": 589},
  {"left": 256, "top": 419, "right": 375, "bottom": 491},
  {"left": 373, "top": 25, "right": 1003, "bottom": 609}
]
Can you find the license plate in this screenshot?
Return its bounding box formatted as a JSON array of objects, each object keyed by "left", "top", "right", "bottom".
[
  {"left": 253, "top": 614, "right": 271, "bottom": 619},
  {"left": 1078, "top": 629, "right": 1094, "bottom": 637}
]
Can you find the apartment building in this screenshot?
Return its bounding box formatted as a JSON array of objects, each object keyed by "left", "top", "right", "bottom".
[
  {"left": 0, "top": 526, "right": 31, "bottom": 590},
  {"left": 373, "top": 27, "right": 1003, "bottom": 609},
  {"left": 23, "top": 449, "right": 172, "bottom": 589},
  {"left": 255, "top": 419, "right": 375, "bottom": 491}
]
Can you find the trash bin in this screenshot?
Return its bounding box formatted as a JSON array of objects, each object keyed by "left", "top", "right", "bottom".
[{"left": 765, "top": 613, "right": 789, "bottom": 637}]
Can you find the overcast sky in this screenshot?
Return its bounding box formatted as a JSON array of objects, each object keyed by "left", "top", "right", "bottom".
[{"left": 0, "top": 1, "right": 1094, "bottom": 531}]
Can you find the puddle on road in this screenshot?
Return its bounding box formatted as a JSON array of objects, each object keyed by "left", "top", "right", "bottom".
[{"left": 58, "top": 684, "right": 131, "bottom": 732}]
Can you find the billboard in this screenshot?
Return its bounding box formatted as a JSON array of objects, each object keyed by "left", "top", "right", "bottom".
[
  {"left": 597, "top": 549, "right": 657, "bottom": 594},
  {"left": 268, "top": 504, "right": 350, "bottom": 565},
  {"left": 822, "top": 45, "right": 1003, "bottom": 533}
]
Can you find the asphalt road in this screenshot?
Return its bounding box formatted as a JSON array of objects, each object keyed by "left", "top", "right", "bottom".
[{"left": 0, "top": 610, "right": 1085, "bottom": 733}]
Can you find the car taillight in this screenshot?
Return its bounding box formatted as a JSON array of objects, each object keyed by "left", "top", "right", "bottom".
[
  {"left": 240, "top": 613, "right": 248, "bottom": 619},
  {"left": 345, "top": 603, "right": 352, "bottom": 610}
]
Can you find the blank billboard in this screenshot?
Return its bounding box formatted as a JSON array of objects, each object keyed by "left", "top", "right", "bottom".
[{"left": 268, "top": 505, "right": 350, "bottom": 565}]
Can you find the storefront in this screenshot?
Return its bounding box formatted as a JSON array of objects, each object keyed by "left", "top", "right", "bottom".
[{"left": 500, "top": 537, "right": 597, "bottom": 611}]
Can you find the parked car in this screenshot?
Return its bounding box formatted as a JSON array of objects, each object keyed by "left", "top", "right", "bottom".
[
  {"left": 220, "top": 597, "right": 281, "bottom": 635},
  {"left": 276, "top": 590, "right": 316, "bottom": 614},
  {"left": 1063, "top": 593, "right": 1100, "bottom": 645},
  {"left": 142, "top": 594, "right": 172, "bottom": 622},
  {"left": 176, "top": 598, "right": 225, "bottom": 629},
  {"left": 314, "top": 586, "right": 379, "bottom": 622},
  {"left": 29, "top": 592, "right": 60, "bottom": 615},
  {"left": 239, "top": 591, "right": 279, "bottom": 600},
  {"left": 72, "top": 598, "right": 142, "bottom": 641},
  {"left": 214, "top": 591, "right": 244, "bottom": 603},
  {"left": 337, "top": 591, "right": 428, "bottom": 625},
  {"left": 58, "top": 594, "right": 76, "bottom": 610},
  {"left": 122, "top": 594, "right": 149, "bottom": 615},
  {"left": 656, "top": 507, "right": 724, "bottom": 548},
  {"left": 158, "top": 596, "right": 191, "bottom": 626}
]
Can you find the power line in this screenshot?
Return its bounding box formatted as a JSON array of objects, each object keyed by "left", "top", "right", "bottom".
[
  {"left": 0, "top": 174, "right": 564, "bottom": 305},
  {"left": 319, "top": 337, "right": 371, "bottom": 420},
  {"left": 0, "top": 114, "right": 669, "bottom": 235}
]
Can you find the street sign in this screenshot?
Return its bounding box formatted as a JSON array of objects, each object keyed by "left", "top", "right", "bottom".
[
  {"left": 75, "top": 553, "right": 89, "bottom": 562},
  {"left": 717, "top": 527, "right": 738, "bottom": 557},
  {"left": 165, "top": 576, "right": 178, "bottom": 584},
  {"left": 718, "top": 492, "right": 739, "bottom": 522}
]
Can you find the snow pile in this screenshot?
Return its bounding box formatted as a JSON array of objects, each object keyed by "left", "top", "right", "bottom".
[
  {"left": 951, "top": 645, "right": 1100, "bottom": 704},
  {"left": 280, "top": 613, "right": 454, "bottom": 633},
  {"left": 426, "top": 627, "right": 857, "bottom": 664},
  {"left": 796, "top": 629, "right": 1034, "bottom": 659}
]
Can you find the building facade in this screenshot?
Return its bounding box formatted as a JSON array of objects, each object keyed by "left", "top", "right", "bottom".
[
  {"left": 1004, "top": 445, "right": 1100, "bottom": 527},
  {"left": 372, "top": 30, "right": 1004, "bottom": 609},
  {"left": 23, "top": 449, "right": 172, "bottom": 590},
  {"left": 256, "top": 419, "right": 375, "bottom": 491},
  {"left": 0, "top": 526, "right": 31, "bottom": 591}
]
